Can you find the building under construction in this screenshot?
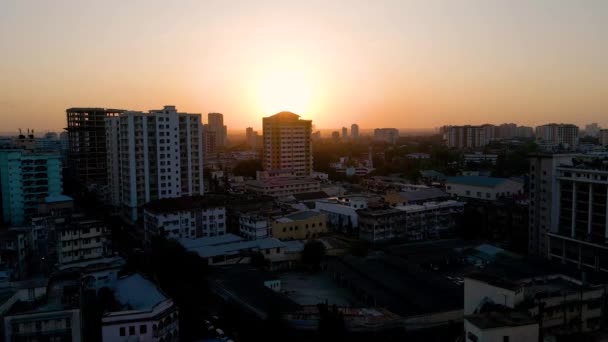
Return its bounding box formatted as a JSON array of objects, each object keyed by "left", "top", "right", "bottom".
[{"left": 66, "top": 108, "right": 124, "bottom": 191}]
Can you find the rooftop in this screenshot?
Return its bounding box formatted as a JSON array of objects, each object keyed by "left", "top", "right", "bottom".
[
  {"left": 45, "top": 195, "right": 74, "bottom": 203},
  {"left": 466, "top": 310, "right": 537, "bottom": 329},
  {"left": 178, "top": 233, "right": 244, "bottom": 249},
  {"left": 186, "top": 237, "right": 286, "bottom": 259},
  {"left": 144, "top": 195, "right": 226, "bottom": 213},
  {"left": 292, "top": 191, "right": 330, "bottom": 201},
  {"left": 112, "top": 273, "right": 167, "bottom": 312},
  {"left": 246, "top": 177, "right": 320, "bottom": 188},
  {"left": 446, "top": 176, "right": 513, "bottom": 188},
  {"left": 396, "top": 187, "right": 449, "bottom": 202},
  {"left": 279, "top": 210, "right": 325, "bottom": 222}
]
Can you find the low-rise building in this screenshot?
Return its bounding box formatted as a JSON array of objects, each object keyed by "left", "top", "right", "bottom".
[
  {"left": 245, "top": 177, "right": 321, "bottom": 197},
  {"left": 57, "top": 216, "right": 110, "bottom": 265},
  {"left": 101, "top": 273, "right": 178, "bottom": 342},
  {"left": 395, "top": 200, "right": 464, "bottom": 240},
  {"left": 271, "top": 211, "right": 327, "bottom": 240},
  {"left": 315, "top": 197, "right": 367, "bottom": 234},
  {"left": 384, "top": 187, "right": 449, "bottom": 206},
  {"left": 183, "top": 234, "right": 288, "bottom": 267},
  {"left": 358, "top": 208, "right": 407, "bottom": 242},
  {"left": 3, "top": 276, "right": 82, "bottom": 342},
  {"left": 143, "top": 196, "right": 227, "bottom": 244},
  {"left": 406, "top": 152, "right": 430, "bottom": 159},
  {"left": 464, "top": 311, "right": 538, "bottom": 342},
  {"left": 465, "top": 273, "right": 605, "bottom": 337},
  {"left": 445, "top": 176, "right": 523, "bottom": 201},
  {"left": 464, "top": 152, "right": 499, "bottom": 165},
  {"left": 239, "top": 213, "right": 271, "bottom": 240},
  {"left": 0, "top": 229, "right": 30, "bottom": 280}
]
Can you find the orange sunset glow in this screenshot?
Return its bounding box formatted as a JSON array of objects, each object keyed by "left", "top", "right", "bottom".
[{"left": 1, "top": 0, "right": 607, "bottom": 131}]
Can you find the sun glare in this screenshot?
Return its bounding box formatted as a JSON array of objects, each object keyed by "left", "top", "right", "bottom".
[{"left": 256, "top": 68, "right": 314, "bottom": 117}]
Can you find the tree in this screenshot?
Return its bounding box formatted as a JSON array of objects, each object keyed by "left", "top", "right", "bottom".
[
  {"left": 302, "top": 240, "right": 326, "bottom": 270},
  {"left": 317, "top": 303, "right": 345, "bottom": 341},
  {"left": 251, "top": 251, "right": 270, "bottom": 269}
]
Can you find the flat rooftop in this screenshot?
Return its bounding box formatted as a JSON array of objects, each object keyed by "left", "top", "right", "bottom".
[
  {"left": 277, "top": 210, "right": 325, "bottom": 222},
  {"left": 466, "top": 310, "right": 537, "bottom": 329},
  {"left": 112, "top": 273, "right": 167, "bottom": 312}
]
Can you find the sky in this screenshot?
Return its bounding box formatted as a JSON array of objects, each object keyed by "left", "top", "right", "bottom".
[{"left": 1, "top": 0, "right": 607, "bottom": 132}]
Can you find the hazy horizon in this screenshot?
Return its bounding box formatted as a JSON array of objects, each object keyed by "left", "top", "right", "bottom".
[{"left": 2, "top": 0, "right": 607, "bottom": 131}]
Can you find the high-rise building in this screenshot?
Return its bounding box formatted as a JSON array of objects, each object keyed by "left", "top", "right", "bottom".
[
  {"left": 0, "top": 150, "right": 63, "bottom": 225},
  {"left": 584, "top": 123, "right": 600, "bottom": 137},
  {"left": 66, "top": 108, "right": 124, "bottom": 189},
  {"left": 528, "top": 153, "right": 576, "bottom": 257},
  {"left": 516, "top": 126, "right": 534, "bottom": 138},
  {"left": 341, "top": 127, "right": 348, "bottom": 140},
  {"left": 331, "top": 131, "right": 340, "bottom": 142},
  {"left": 600, "top": 129, "right": 608, "bottom": 146},
  {"left": 373, "top": 128, "right": 399, "bottom": 144},
  {"left": 262, "top": 111, "right": 312, "bottom": 176},
  {"left": 497, "top": 123, "right": 517, "bottom": 140},
  {"left": 535, "top": 124, "right": 579, "bottom": 149},
  {"left": 105, "top": 106, "right": 204, "bottom": 222},
  {"left": 444, "top": 125, "right": 496, "bottom": 149},
  {"left": 351, "top": 124, "right": 359, "bottom": 140},
  {"left": 204, "top": 113, "right": 227, "bottom": 156},
  {"left": 534, "top": 155, "right": 608, "bottom": 273},
  {"left": 246, "top": 127, "right": 259, "bottom": 149}
]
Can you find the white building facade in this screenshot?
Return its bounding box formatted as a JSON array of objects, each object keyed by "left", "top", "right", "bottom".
[
  {"left": 239, "top": 213, "right": 271, "bottom": 240},
  {"left": 144, "top": 197, "right": 226, "bottom": 243},
  {"left": 105, "top": 106, "right": 204, "bottom": 222}
]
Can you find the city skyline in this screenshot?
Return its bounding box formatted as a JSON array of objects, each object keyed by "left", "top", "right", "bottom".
[{"left": 1, "top": 0, "right": 608, "bottom": 131}]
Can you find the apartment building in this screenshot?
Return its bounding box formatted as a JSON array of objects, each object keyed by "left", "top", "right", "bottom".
[
  {"left": 0, "top": 149, "right": 63, "bottom": 225},
  {"left": 239, "top": 213, "right": 271, "bottom": 240},
  {"left": 394, "top": 200, "right": 464, "bottom": 240},
  {"left": 535, "top": 124, "right": 579, "bottom": 150},
  {"left": 263, "top": 112, "right": 313, "bottom": 176},
  {"left": 373, "top": 128, "right": 399, "bottom": 144},
  {"left": 544, "top": 156, "right": 608, "bottom": 272},
  {"left": 528, "top": 154, "right": 576, "bottom": 257},
  {"left": 143, "top": 196, "right": 226, "bottom": 244},
  {"left": 105, "top": 105, "right": 204, "bottom": 222},
  {"left": 56, "top": 216, "right": 110, "bottom": 265},
  {"left": 351, "top": 124, "right": 359, "bottom": 139},
  {"left": 245, "top": 176, "right": 320, "bottom": 197},
  {"left": 444, "top": 125, "right": 496, "bottom": 149},
  {"left": 358, "top": 208, "right": 407, "bottom": 242}
]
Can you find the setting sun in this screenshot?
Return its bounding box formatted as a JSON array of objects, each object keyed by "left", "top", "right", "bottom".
[{"left": 255, "top": 68, "right": 315, "bottom": 118}]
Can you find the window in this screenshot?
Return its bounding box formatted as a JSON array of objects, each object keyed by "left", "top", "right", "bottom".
[
  {"left": 120, "top": 327, "right": 126, "bottom": 336},
  {"left": 129, "top": 326, "right": 135, "bottom": 335},
  {"left": 140, "top": 325, "right": 147, "bottom": 334}
]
